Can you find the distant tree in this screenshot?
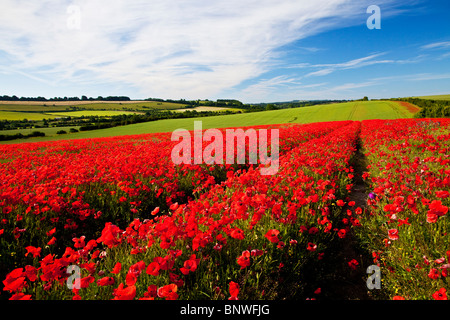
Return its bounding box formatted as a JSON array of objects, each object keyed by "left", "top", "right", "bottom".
[{"left": 363, "top": 96, "right": 369, "bottom": 101}]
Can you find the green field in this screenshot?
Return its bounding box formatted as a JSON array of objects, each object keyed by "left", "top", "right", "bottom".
[
  {"left": 0, "top": 100, "right": 188, "bottom": 113},
  {"left": 0, "top": 100, "right": 418, "bottom": 144},
  {"left": 0, "top": 109, "right": 144, "bottom": 121},
  {"left": 45, "top": 110, "right": 144, "bottom": 117},
  {"left": 0, "top": 111, "right": 59, "bottom": 121},
  {"left": 415, "top": 94, "right": 450, "bottom": 100}
]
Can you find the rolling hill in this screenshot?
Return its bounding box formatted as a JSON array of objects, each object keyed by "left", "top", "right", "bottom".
[{"left": 0, "top": 100, "right": 419, "bottom": 144}]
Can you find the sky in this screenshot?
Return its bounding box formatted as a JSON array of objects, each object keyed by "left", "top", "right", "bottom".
[{"left": 0, "top": 0, "right": 449, "bottom": 103}]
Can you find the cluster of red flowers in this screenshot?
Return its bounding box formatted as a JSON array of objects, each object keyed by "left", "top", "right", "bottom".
[{"left": 359, "top": 118, "right": 450, "bottom": 300}]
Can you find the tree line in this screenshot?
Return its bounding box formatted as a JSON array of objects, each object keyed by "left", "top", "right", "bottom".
[
  {"left": 392, "top": 97, "right": 450, "bottom": 118},
  {"left": 0, "top": 95, "right": 132, "bottom": 102}
]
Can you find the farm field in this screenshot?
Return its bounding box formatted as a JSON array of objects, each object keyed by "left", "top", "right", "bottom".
[
  {"left": 45, "top": 110, "right": 145, "bottom": 117},
  {"left": 173, "top": 106, "right": 236, "bottom": 113},
  {"left": 0, "top": 100, "right": 188, "bottom": 111},
  {"left": 0, "top": 111, "right": 59, "bottom": 121},
  {"left": 0, "top": 100, "right": 419, "bottom": 144},
  {"left": 1, "top": 117, "right": 448, "bottom": 301},
  {"left": 415, "top": 94, "right": 450, "bottom": 100}
]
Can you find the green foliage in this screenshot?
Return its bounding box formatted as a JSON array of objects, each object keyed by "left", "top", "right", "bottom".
[{"left": 394, "top": 97, "right": 450, "bottom": 118}]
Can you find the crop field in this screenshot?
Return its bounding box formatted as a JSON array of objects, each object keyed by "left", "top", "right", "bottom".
[
  {"left": 0, "top": 100, "right": 419, "bottom": 144},
  {"left": 415, "top": 95, "right": 450, "bottom": 101},
  {"left": 1, "top": 115, "right": 448, "bottom": 301},
  {"left": 45, "top": 110, "right": 145, "bottom": 117},
  {"left": 0, "top": 100, "right": 187, "bottom": 111},
  {"left": 0, "top": 111, "right": 59, "bottom": 121},
  {"left": 173, "top": 106, "right": 236, "bottom": 113}
]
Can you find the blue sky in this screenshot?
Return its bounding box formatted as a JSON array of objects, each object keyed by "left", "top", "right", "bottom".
[{"left": 0, "top": 0, "right": 449, "bottom": 103}]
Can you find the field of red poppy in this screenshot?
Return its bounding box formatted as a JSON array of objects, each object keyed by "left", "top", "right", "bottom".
[{"left": 1, "top": 118, "right": 449, "bottom": 300}]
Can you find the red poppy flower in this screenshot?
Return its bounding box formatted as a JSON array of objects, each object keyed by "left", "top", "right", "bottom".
[
  {"left": 157, "top": 284, "right": 178, "bottom": 300},
  {"left": 146, "top": 262, "right": 160, "bottom": 276},
  {"left": 230, "top": 228, "right": 245, "bottom": 240},
  {"left": 336, "top": 200, "right": 345, "bottom": 206},
  {"left": 97, "top": 222, "right": 122, "bottom": 248},
  {"left": 307, "top": 242, "right": 317, "bottom": 252},
  {"left": 111, "top": 262, "right": 122, "bottom": 274},
  {"left": 388, "top": 229, "right": 399, "bottom": 240},
  {"left": 229, "top": 281, "right": 239, "bottom": 300},
  {"left": 2, "top": 268, "right": 26, "bottom": 293},
  {"left": 436, "top": 190, "right": 449, "bottom": 198},
  {"left": 237, "top": 250, "right": 251, "bottom": 269},
  {"left": 113, "top": 283, "right": 136, "bottom": 300},
  {"left": 125, "top": 272, "right": 137, "bottom": 286},
  {"left": 24, "top": 265, "right": 37, "bottom": 282},
  {"left": 428, "top": 268, "right": 440, "bottom": 280},
  {"left": 46, "top": 227, "right": 56, "bottom": 237},
  {"left": 348, "top": 259, "right": 359, "bottom": 270},
  {"left": 142, "top": 285, "right": 158, "bottom": 299},
  {"left": 432, "top": 288, "right": 447, "bottom": 300},
  {"left": 265, "top": 229, "right": 280, "bottom": 243},
  {"left": 427, "top": 213, "right": 438, "bottom": 223},
  {"left": 277, "top": 241, "right": 285, "bottom": 249},
  {"left": 180, "top": 260, "right": 196, "bottom": 275},
  {"left": 337, "top": 229, "right": 347, "bottom": 239},
  {"left": 47, "top": 237, "right": 57, "bottom": 246},
  {"left": 80, "top": 275, "right": 95, "bottom": 289},
  {"left": 180, "top": 254, "right": 200, "bottom": 275},
  {"left": 25, "top": 246, "right": 41, "bottom": 258},
  {"left": 97, "top": 276, "right": 115, "bottom": 286},
  {"left": 10, "top": 293, "right": 32, "bottom": 300}
]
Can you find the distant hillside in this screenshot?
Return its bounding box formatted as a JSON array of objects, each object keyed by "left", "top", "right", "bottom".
[{"left": 1, "top": 100, "right": 418, "bottom": 144}]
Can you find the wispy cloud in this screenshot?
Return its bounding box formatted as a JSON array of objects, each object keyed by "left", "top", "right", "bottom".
[
  {"left": 303, "top": 53, "right": 423, "bottom": 77},
  {"left": 409, "top": 73, "right": 450, "bottom": 81},
  {"left": 0, "top": 0, "right": 405, "bottom": 100},
  {"left": 421, "top": 41, "right": 450, "bottom": 50}
]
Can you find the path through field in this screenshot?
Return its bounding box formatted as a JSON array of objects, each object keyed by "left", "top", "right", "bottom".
[{"left": 312, "top": 136, "right": 373, "bottom": 300}]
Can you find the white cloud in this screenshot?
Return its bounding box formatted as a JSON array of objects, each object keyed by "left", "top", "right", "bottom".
[
  {"left": 0, "top": 0, "right": 403, "bottom": 100},
  {"left": 421, "top": 41, "right": 450, "bottom": 50},
  {"left": 408, "top": 73, "right": 450, "bottom": 81},
  {"left": 304, "top": 53, "right": 396, "bottom": 77}
]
